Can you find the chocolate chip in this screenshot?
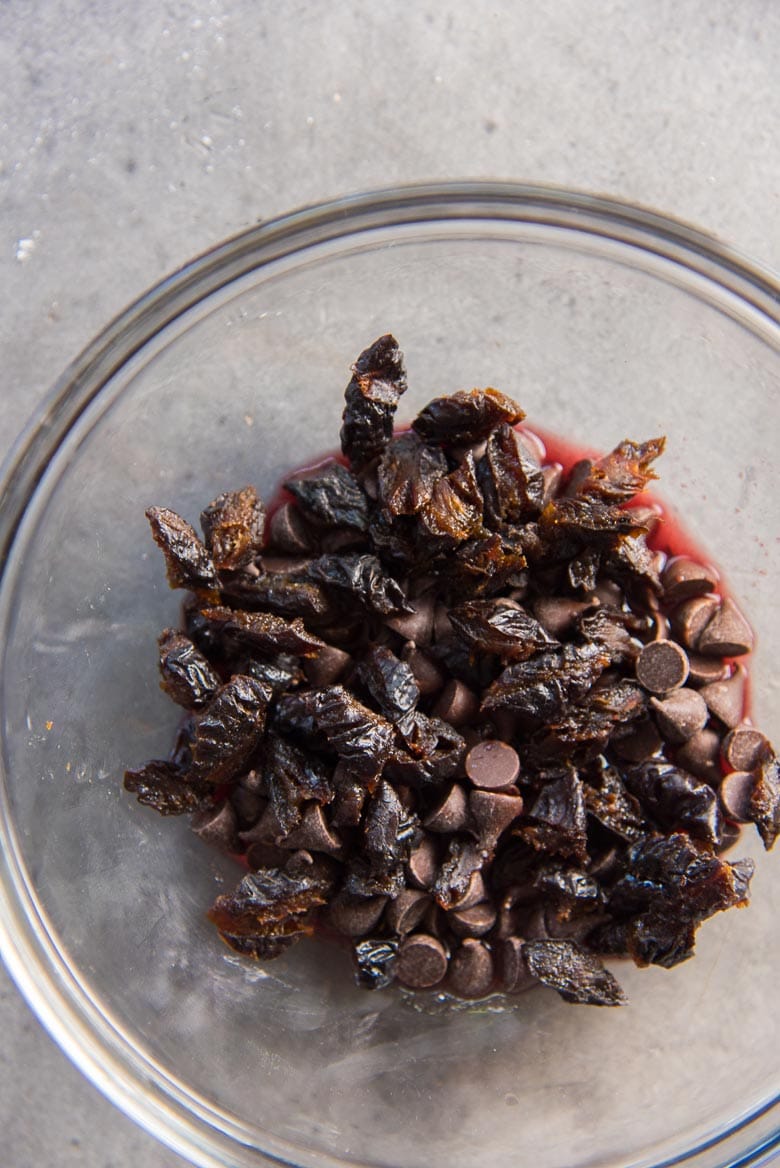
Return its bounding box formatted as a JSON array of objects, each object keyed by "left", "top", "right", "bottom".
[
  {"left": 722, "top": 726, "right": 771, "bottom": 773},
  {"left": 245, "top": 842, "right": 290, "bottom": 869},
  {"left": 697, "top": 598, "right": 755, "bottom": 657},
  {"left": 671, "top": 596, "right": 720, "bottom": 651},
  {"left": 325, "top": 894, "right": 389, "bottom": 937},
  {"left": 469, "top": 789, "right": 524, "bottom": 852},
  {"left": 499, "top": 936, "right": 536, "bottom": 993},
  {"left": 533, "top": 596, "right": 591, "bottom": 638},
  {"left": 281, "top": 804, "right": 344, "bottom": 856},
  {"left": 541, "top": 463, "right": 563, "bottom": 505},
  {"left": 400, "top": 644, "right": 446, "bottom": 697},
  {"left": 661, "top": 557, "right": 719, "bottom": 606},
  {"left": 432, "top": 678, "right": 480, "bottom": 727},
  {"left": 447, "top": 902, "right": 497, "bottom": 938},
  {"left": 465, "top": 739, "right": 521, "bottom": 790},
  {"left": 433, "top": 605, "right": 453, "bottom": 642},
  {"left": 611, "top": 716, "right": 663, "bottom": 762},
  {"left": 650, "top": 688, "right": 709, "bottom": 744},
  {"left": 635, "top": 640, "right": 690, "bottom": 695},
  {"left": 230, "top": 786, "right": 267, "bottom": 830},
  {"left": 591, "top": 578, "right": 625, "bottom": 607},
  {"left": 676, "top": 727, "right": 723, "bottom": 785},
  {"left": 385, "top": 889, "right": 431, "bottom": 934},
  {"left": 268, "top": 501, "right": 314, "bottom": 554},
  {"left": 424, "top": 784, "right": 470, "bottom": 833},
  {"left": 686, "top": 653, "right": 729, "bottom": 687},
  {"left": 449, "top": 870, "right": 487, "bottom": 911},
  {"left": 700, "top": 666, "right": 747, "bottom": 729},
  {"left": 406, "top": 835, "right": 438, "bottom": 890},
  {"left": 385, "top": 594, "right": 435, "bottom": 645},
  {"left": 396, "top": 933, "right": 449, "bottom": 988},
  {"left": 303, "top": 645, "right": 352, "bottom": 688},
  {"left": 447, "top": 939, "right": 494, "bottom": 998},
  {"left": 191, "top": 802, "right": 240, "bottom": 853},
  {"left": 719, "top": 771, "right": 756, "bottom": 823}
]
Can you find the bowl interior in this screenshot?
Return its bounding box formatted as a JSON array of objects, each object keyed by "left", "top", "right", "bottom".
[{"left": 2, "top": 207, "right": 779, "bottom": 1168}]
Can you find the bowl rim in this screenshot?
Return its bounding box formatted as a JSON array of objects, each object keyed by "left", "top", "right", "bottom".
[{"left": 0, "top": 180, "right": 778, "bottom": 1168}]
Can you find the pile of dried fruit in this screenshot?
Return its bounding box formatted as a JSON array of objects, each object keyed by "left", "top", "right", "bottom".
[{"left": 125, "top": 335, "right": 779, "bottom": 1006}]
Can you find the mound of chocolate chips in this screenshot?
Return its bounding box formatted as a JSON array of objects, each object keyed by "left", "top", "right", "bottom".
[{"left": 124, "top": 335, "right": 779, "bottom": 1007}]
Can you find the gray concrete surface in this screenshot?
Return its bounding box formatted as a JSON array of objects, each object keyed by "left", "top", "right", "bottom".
[{"left": 1, "top": 2, "right": 778, "bottom": 1165}]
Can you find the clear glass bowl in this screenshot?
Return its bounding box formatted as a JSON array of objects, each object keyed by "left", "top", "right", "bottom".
[{"left": 1, "top": 183, "right": 778, "bottom": 1168}]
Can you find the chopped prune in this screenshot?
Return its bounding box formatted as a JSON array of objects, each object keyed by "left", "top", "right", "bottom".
[
  {"left": 219, "top": 568, "right": 332, "bottom": 618},
  {"left": 412, "top": 387, "right": 525, "bottom": 445},
  {"left": 188, "top": 675, "right": 271, "bottom": 784},
  {"left": 126, "top": 334, "right": 774, "bottom": 1008},
  {"left": 306, "top": 553, "right": 412, "bottom": 615},
  {"left": 208, "top": 861, "right": 335, "bottom": 943},
  {"left": 199, "top": 605, "right": 325, "bottom": 657},
  {"left": 583, "top": 762, "right": 649, "bottom": 842},
  {"left": 522, "top": 939, "right": 625, "bottom": 1006},
  {"left": 275, "top": 685, "right": 394, "bottom": 780},
  {"left": 622, "top": 760, "right": 722, "bottom": 846},
  {"left": 158, "top": 629, "right": 220, "bottom": 708},
  {"left": 479, "top": 424, "right": 545, "bottom": 524},
  {"left": 358, "top": 646, "right": 420, "bottom": 728},
  {"left": 263, "top": 733, "right": 334, "bottom": 837},
  {"left": 353, "top": 938, "right": 400, "bottom": 990},
  {"left": 285, "top": 459, "right": 369, "bottom": 532},
  {"left": 482, "top": 643, "right": 611, "bottom": 723},
  {"left": 340, "top": 334, "right": 408, "bottom": 471},
  {"left": 377, "top": 431, "right": 448, "bottom": 517},
  {"left": 574, "top": 437, "right": 665, "bottom": 504},
  {"left": 124, "top": 760, "right": 207, "bottom": 816},
  {"left": 418, "top": 453, "right": 484, "bottom": 543},
  {"left": 448, "top": 599, "right": 555, "bottom": 662},
  {"left": 146, "top": 506, "right": 218, "bottom": 592},
  {"left": 200, "top": 485, "right": 265, "bottom": 570},
  {"left": 749, "top": 754, "right": 780, "bottom": 850},
  {"left": 519, "top": 770, "right": 588, "bottom": 863},
  {"left": 363, "top": 780, "right": 414, "bottom": 875}
]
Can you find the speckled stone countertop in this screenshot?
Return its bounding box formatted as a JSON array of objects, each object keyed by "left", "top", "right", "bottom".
[{"left": 1, "top": 3, "right": 778, "bottom": 1165}]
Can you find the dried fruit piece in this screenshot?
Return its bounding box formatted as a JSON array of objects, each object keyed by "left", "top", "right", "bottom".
[
  {"left": 200, "top": 485, "right": 265, "bottom": 570},
  {"left": 522, "top": 939, "right": 625, "bottom": 1006},
  {"left": 623, "top": 760, "right": 722, "bottom": 846},
  {"left": 520, "top": 770, "right": 588, "bottom": 863},
  {"left": 157, "top": 629, "right": 220, "bottom": 708},
  {"left": 479, "top": 423, "right": 546, "bottom": 524},
  {"left": 306, "top": 553, "right": 412, "bottom": 615},
  {"left": 482, "top": 643, "right": 610, "bottom": 723},
  {"left": 377, "top": 431, "right": 448, "bottom": 516},
  {"left": 188, "top": 675, "right": 271, "bottom": 785},
  {"left": 340, "top": 334, "right": 408, "bottom": 471},
  {"left": 574, "top": 437, "right": 665, "bottom": 504},
  {"left": 449, "top": 599, "right": 555, "bottom": 662},
  {"left": 284, "top": 459, "right": 369, "bottom": 532},
  {"left": 123, "top": 760, "right": 206, "bottom": 816},
  {"left": 208, "top": 861, "right": 336, "bottom": 946},
  {"left": 749, "top": 755, "right": 780, "bottom": 850},
  {"left": 275, "top": 685, "right": 394, "bottom": 780},
  {"left": 146, "top": 506, "right": 218, "bottom": 591},
  {"left": 200, "top": 606, "right": 326, "bottom": 658},
  {"left": 413, "top": 387, "right": 525, "bottom": 445}
]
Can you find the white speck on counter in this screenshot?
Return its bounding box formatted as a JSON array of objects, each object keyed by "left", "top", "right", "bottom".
[{"left": 15, "top": 232, "right": 39, "bottom": 262}]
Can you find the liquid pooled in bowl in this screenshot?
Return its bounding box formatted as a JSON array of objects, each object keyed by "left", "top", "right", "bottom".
[{"left": 124, "top": 335, "right": 779, "bottom": 1006}]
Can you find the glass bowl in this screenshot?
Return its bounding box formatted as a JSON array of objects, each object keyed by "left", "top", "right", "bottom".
[{"left": 1, "top": 183, "right": 778, "bottom": 1168}]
